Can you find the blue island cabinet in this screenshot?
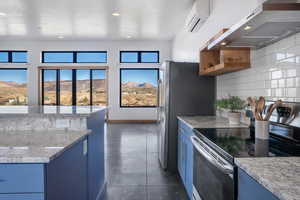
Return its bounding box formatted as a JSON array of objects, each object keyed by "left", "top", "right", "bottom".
[
  {"left": 178, "top": 120, "right": 194, "bottom": 199},
  {"left": 238, "top": 168, "right": 280, "bottom": 200},
  {"left": 0, "top": 164, "right": 44, "bottom": 200},
  {"left": 46, "top": 137, "right": 88, "bottom": 200}
]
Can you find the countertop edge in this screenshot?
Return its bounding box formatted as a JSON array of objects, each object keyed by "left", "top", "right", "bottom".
[{"left": 235, "top": 158, "right": 293, "bottom": 200}]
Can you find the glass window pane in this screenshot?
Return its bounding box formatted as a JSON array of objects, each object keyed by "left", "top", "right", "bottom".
[
  {"left": 120, "top": 69, "right": 158, "bottom": 107},
  {"left": 141, "top": 52, "right": 159, "bottom": 63},
  {"left": 43, "top": 52, "right": 73, "bottom": 63},
  {"left": 0, "top": 69, "right": 27, "bottom": 105},
  {"left": 77, "top": 52, "right": 107, "bottom": 63},
  {"left": 60, "top": 70, "right": 73, "bottom": 105},
  {"left": 43, "top": 70, "right": 57, "bottom": 105},
  {"left": 121, "top": 52, "right": 138, "bottom": 63},
  {"left": 12, "top": 52, "right": 27, "bottom": 63},
  {"left": 92, "top": 70, "right": 107, "bottom": 106},
  {"left": 76, "top": 70, "right": 90, "bottom": 106},
  {"left": 0, "top": 52, "right": 9, "bottom": 62}
]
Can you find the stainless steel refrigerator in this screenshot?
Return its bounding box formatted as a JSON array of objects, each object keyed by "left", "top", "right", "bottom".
[{"left": 158, "top": 61, "right": 216, "bottom": 173}]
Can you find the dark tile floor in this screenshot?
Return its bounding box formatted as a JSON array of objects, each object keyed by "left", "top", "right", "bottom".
[{"left": 104, "top": 123, "right": 189, "bottom": 200}]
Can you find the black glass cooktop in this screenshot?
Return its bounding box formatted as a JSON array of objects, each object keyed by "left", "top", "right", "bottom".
[{"left": 193, "top": 128, "right": 300, "bottom": 164}]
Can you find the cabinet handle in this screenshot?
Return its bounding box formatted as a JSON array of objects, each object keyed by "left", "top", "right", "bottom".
[{"left": 83, "top": 139, "right": 88, "bottom": 156}]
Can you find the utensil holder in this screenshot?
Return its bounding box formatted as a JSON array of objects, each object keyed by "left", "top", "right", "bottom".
[{"left": 255, "top": 120, "right": 269, "bottom": 140}]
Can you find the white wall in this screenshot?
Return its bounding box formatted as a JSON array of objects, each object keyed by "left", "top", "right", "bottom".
[
  {"left": 172, "top": 0, "right": 260, "bottom": 62},
  {"left": 218, "top": 32, "right": 300, "bottom": 102},
  {"left": 172, "top": 0, "right": 300, "bottom": 102},
  {"left": 0, "top": 40, "right": 171, "bottom": 120}
]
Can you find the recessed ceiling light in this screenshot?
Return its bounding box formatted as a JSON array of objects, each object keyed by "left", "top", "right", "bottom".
[
  {"left": 221, "top": 42, "right": 227, "bottom": 46},
  {"left": 58, "top": 36, "right": 64, "bottom": 39},
  {"left": 112, "top": 12, "right": 120, "bottom": 17},
  {"left": 244, "top": 25, "right": 252, "bottom": 31},
  {"left": 0, "top": 12, "right": 7, "bottom": 17}
]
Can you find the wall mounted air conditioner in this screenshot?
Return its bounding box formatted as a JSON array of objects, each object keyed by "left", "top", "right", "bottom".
[{"left": 186, "top": 0, "right": 210, "bottom": 33}]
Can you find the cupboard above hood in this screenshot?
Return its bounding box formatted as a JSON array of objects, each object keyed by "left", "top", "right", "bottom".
[{"left": 208, "top": 1, "right": 300, "bottom": 50}]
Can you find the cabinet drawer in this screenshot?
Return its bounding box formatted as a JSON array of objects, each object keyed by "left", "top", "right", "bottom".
[
  {"left": 0, "top": 193, "right": 44, "bottom": 200},
  {"left": 0, "top": 164, "right": 44, "bottom": 193}
]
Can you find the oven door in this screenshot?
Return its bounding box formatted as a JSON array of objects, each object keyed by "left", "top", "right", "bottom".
[{"left": 191, "top": 136, "right": 234, "bottom": 200}]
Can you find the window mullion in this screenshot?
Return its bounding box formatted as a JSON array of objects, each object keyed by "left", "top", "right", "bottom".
[
  {"left": 56, "top": 69, "right": 60, "bottom": 105},
  {"left": 72, "top": 69, "right": 77, "bottom": 106}
]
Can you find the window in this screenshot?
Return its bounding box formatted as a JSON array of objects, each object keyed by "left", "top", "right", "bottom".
[
  {"left": 76, "top": 70, "right": 91, "bottom": 106},
  {"left": 60, "top": 70, "right": 73, "bottom": 105},
  {"left": 43, "top": 70, "right": 57, "bottom": 105},
  {"left": 0, "top": 51, "right": 27, "bottom": 63},
  {"left": 43, "top": 52, "right": 73, "bottom": 63},
  {"left": 41, "top": 69, "right": 107, "bottom": 106},
  {"left": 77, "top": 52, "right": 107, "bottom": 63},
  {"left": 120, "top": 68, "right": 159, "bottom": 107},
  {"left": 120, "top": 52, "right": 138, "bottom": 63},
  {"left": 120, "top": 51, "right": 159, "bottom": 63},
  {"left": 42, "top": 51, "right": 107, "bottom": 63},
  {"left": 0, "top": 68, "right": 27, "bottom": 105}
]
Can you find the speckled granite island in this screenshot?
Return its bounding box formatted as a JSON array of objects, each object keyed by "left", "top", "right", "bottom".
[{"left": 0, "top": 106, "right": 107, "bottom": 200}]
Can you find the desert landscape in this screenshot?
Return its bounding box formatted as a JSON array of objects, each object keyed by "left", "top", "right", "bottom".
[
  {"left": 43, "top": 79, "right": 107, "bottom": 106},
  {"left": 0, "top": 81, "right": 28, "bottom": 105},
  {"left": 121, "top": 81, "right": 158, "bottom": 107}
]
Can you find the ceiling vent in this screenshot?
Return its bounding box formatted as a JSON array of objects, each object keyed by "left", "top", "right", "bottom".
[{"left": 186, "top": 0, "right": 210, "bottom": 33}]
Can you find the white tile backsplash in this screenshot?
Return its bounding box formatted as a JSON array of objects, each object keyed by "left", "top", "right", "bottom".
[{"left": 217, "top": 32, "right": 300, "bottom": 102}]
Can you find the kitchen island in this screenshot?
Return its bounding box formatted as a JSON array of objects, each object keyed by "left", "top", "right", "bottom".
[{"left": 0, "top": 106, "right": 107, "bottom": 200}]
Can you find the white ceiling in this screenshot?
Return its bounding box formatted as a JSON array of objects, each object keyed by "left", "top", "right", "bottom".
[{"left": 0, "top": 0, "right": 194, "bottom": 41}]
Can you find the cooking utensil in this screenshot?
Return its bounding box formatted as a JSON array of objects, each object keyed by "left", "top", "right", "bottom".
[{"left": 264, "top": 100, "right": 282, "bottom": 121}]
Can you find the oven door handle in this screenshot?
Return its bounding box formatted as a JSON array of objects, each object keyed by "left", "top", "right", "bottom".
[{"left": 191, "top": 136, "right": 234, "bottom": 177}]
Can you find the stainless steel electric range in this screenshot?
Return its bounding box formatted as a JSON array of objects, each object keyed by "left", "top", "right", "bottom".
[{"left": 191, "top": 126, "right": 300, "bottom": 200}]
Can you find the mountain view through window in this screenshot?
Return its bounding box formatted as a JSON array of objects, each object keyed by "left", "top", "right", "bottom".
[
  {"left": 120, "top": 69, "right": 158, "bottom": 107},
  {"left": 0, "top": 69, "right": 27, "bottom": 105}
]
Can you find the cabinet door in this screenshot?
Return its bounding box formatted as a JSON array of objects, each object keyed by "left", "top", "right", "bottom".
[
  {"left": 238, "top": 168, "right": 279, "bottom": 200},
  {"left": 185, "top": 136, "right": 194, "bottom": 199},
  {"left": 178, "top": 130, "right": 186, "bottom": 182},
  {"left": 46, "top": 138, "right": 88, "bottom": 200},
  {"left": 178, "top": 130, "right": 183, "bottom": 178}
]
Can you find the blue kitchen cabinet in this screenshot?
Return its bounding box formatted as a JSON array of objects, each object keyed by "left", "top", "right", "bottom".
[
  {"left": 87, "top": 110, "right": 106, "bottom": 200},
  {"left": 238, "top": 168, "right": 280, "bottom": 200},
  {"left": 46, "top": 137, "right": 88, "bottom": 200},
  {"left": 178, "top": 119, "right": 194, "bottom": 199},
  {"left": 0, "top": 194, "right": 44, "bottom": 200}
]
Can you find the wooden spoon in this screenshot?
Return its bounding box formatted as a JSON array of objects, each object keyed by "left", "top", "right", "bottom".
[{"left": 257, "top": 97, "right": 265, "bottom": 120}]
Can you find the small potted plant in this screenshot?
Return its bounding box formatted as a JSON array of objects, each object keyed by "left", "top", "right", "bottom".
[{"left": 216, "top": 96, "right": 246, "bottom": 125}]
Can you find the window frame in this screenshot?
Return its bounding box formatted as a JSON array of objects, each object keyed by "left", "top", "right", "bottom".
[
  {"left": 41, "top": 51, "right": 108, "bottom": 63},
  {"left": 120, "top": 51, "right": 159, "bottom": 63},
  {"left": 0, "top": 68, "right": 28, "bottom": 105},
  {"left": 41, "top": 67, "right": 108, "bottom": 106},
  {"left": 0, "top": 51, "right": 28, "bottom": 63},
  {"left": 119, "top": 68, "right": 159, "bottom": 108}
]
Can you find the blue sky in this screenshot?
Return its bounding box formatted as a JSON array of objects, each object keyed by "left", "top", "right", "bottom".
[
  {"left": 121, "top": 69, "right": 158, "bottom": 86},
  {"left": 44, "top": 69, "right": 106, "bottom": 81},
  {"left": 0, "top": 69, "right": 27, "bottom": 83}
]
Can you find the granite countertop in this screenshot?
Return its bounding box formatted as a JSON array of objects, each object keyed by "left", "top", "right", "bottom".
[
  {"left": 177, "top": 115, "right": 248, "bottom": 129},
  {"left": 0, "top": 106, "right": 107, "bottom": 117},
  {"left": 0, "top": 129, "right": 91, "bottom": 163},
  {"left": 235, "top": 157, "right": 300, "bottom": 200}
]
